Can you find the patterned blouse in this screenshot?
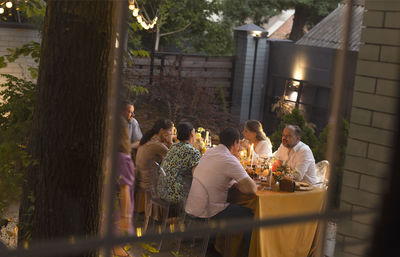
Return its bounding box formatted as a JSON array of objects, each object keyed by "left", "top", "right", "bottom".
[{"left": 157, "top": 142, "right": 201, "bottom": 204}]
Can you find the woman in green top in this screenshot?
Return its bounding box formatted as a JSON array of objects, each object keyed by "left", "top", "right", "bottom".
[{"left": 157, "top": 122, "right": 200, "bottom": 211}]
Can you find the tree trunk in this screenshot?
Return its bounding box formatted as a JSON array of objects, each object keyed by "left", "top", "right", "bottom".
[
  {"left": 18, "top": 1, "right": 115, "bottom": 255},
  {"left": 155, "top": 24, "right": 161, "bottom": 52},
  {"left": 289, "top": 5, "right": 310, "bottom": 42}
]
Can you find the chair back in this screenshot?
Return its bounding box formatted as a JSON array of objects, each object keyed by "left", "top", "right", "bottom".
[
  {"left": 185, "top": 176, "right": 210, "bottom": 218},
  {"left": 315, "top": 160, "right": 330, "bottom": 188}
]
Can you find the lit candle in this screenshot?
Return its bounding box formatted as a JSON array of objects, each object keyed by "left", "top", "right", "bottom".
[{"left": 250, "top": 144, "right": 254, "bottom": 167}]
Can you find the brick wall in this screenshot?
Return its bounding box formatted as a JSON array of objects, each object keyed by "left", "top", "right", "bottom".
[
  {"left": 337, "top": 1, "right": 400, "bottom": 256},
  {"left": 0, "top": 27, "right": 41, "bottom": 84}
]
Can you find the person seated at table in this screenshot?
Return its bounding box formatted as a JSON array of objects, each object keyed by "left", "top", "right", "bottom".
[
  {"left": 157, "top": 122, "right": 200, "bottom": 215},
  {"left": 243, "top": 120, "right": 272, "bottom": 158},
  {"left": 185, "top": 127, "right": 257, "bottom": 257},
  {"left": 134, "top": 119, "right": 174, "bottom": 214},
  {"left": 274, "top": 124, "right": 317, "bottom": 184}
]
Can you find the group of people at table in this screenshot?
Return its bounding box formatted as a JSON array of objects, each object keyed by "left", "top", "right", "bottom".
[{"left": 113, "top": 101, "right": 318, "bottom": 257}]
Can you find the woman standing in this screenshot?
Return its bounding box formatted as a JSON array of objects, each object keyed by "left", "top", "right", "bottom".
[
  {"left": 243, "top": 120, "right": 273, "bottom": 158},
  {"left": 134, "top": 119, "right": 174, "bottom": 213},
  {"left": 113, "top": 117, "right": 135, "bottom": 257}
]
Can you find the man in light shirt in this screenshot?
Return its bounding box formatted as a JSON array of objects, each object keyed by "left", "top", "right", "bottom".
[
  {"left": 185, "top": 127, "right": 257, "bottom": 257},
  {"left": 122, "top": 101, "right": 142, "bottom": 149},
  {"left": 274, "top": 125, "right": 317, "bottom": 184}
]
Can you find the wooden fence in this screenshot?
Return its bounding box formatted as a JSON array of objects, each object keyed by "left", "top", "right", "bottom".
[{"left": 124, "top": 52, "right": 234, "bottom": 100}]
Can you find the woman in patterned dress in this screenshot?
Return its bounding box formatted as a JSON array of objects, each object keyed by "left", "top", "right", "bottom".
[{"left": 157, "top": 122, "right": 201, "bottom": 215}]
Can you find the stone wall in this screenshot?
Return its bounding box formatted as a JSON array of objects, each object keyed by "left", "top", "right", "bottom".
[
  {"left": 337, "top": 0, "right": 400, "bottom": 256},
  {"left": 0, "top": 26, "right": 41, "bottom": 84}
]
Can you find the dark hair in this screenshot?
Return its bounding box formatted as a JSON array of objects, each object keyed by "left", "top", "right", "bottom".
[
  {"left": 285, "top": 124, "right": 302, "bottom": 138},
  {"left": 219, "top": 127, "right": 240, "bottom": 149},
  {"left": 177, "top": 122, "right": 194, "bottom": 141},
  {"left": 140, "top": 119, "right": 174, "bottom": 145},
  {"left": 119, "top": 100, "right": 134, "bottom": 113},
  {"left": 245, "top": 120, "right": 268, "bottom": 141}
]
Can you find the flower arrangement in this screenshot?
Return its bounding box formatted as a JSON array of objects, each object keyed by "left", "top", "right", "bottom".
[
  {"left": 269, "top": 158, "right": 297, "bottom": 182},
  {"left": 193, "top": 127, "right": 207, "bottom": 154}
]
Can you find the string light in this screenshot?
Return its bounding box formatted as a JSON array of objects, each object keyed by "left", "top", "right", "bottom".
[
  {"left": 130, "top": 0, "right": 158, "bottom": 30},
  {"left": 0, "top": 0, "right": 159, "bottom": 31},
  {"left": 5, "top": 1, "right": 12, "bottom": 9}
]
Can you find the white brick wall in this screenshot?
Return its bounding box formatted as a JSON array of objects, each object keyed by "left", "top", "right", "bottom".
[
  {"left": 0, "top": 27, "right": 41, "bottom": 84},
  {"left": 337, "top": 0, "right": 400, "bottom": 256}
]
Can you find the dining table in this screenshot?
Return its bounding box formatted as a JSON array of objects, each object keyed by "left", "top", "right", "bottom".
[{"left": 217, "top": 184, "right": 327, "bottom": 257}]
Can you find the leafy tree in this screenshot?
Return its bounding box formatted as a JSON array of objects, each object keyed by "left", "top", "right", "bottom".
[
  {"left": 17, "top": 1, "right": 116, "bottom": 252},
  {"left": 132, "top": 0, "right": 233, "bottom": 55},
  {"left": 221, "top": 0, "right": 279, "bottom": 26},
  {"left": 0, "top": 75, "right": 36, "bottom": 216},
  {"left": 266, "top": 0, "right": 340, "bottom": 41}
]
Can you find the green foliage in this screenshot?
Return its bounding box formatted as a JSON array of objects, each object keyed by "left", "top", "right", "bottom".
[
  {"left": 0, "top": 42, "right": 41, "bottom": 79},
  {"left": 213, "top": 85, "right": 228, "bottom": 113},
  {"left": 314, "top": 118, "right": 349, "bottom": 164},
  {"left": 221, "top": 0, "right": 279, "bottom": 26},
  {"left": 0, "top": 74, "right": 36, "bottom": 216},
  {"left": 270, "top": 108, "right": 318, "bottom": 153},
  {"left": 17, "top": 0, "right": 46, "bottom": 28},
  {"left": 266, "top": 0, "right": 340, "bottom": 29},
  {"left": 131, "top": 0, "right": 234, "bottom": 55}
]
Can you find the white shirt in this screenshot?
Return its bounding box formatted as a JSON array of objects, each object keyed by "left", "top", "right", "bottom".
[
  {"left": 185, "top": 144, "right": 250, "bottom": 218},
  {"left": 254, "top": 140, "right": 272, "bottom": 158},
  {"left": 274, "top": 141, "right": 317, "bottom": 185}
]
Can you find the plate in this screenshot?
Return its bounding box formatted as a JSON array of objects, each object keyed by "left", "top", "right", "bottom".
[{"left": 296, "top": 186, "right": 314, "bottom": 191}]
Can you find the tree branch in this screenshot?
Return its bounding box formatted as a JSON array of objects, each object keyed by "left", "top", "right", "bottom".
[{"left": 160, "top": 22, "right": 192, "bottom": 37}]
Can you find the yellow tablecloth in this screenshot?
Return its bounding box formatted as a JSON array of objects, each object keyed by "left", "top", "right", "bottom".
[
  {"left": 217, "top": 187, "right": 326, "bottom": 257},
  {"left": 249, "top": 188, "right": 326, "bottom": 257}
]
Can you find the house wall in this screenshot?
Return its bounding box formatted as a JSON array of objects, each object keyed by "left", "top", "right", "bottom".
[
  {"left": 262, "top": 40, "right": 357, "bottom": 134},
  {"left": 0, "top": 26, "right": 40, "bottom": 84},
  {"left": 336, "top": 0, "right": 400, "bottom": 256},
  {"left": 231, "top": 30, "right": 269, "bottom": 123}
]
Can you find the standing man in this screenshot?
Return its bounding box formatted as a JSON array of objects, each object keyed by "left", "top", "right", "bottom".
[
  {"left": 274, "top": 124, "right": 317, "bottom": 184},
  {"left": 185, "top": 127, "right": 257, "bottom": 257},
  {"left": 123, "top": 101, "right": 143, "bottom": 150}
]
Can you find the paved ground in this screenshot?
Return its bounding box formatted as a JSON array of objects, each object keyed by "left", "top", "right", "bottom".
[{"left": 1, "top": 206, "right": 336, "bottom": 257}]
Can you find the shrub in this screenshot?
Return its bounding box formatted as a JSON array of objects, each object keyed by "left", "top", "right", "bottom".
[
  {"left": 270, "top": 108, "right": 318, "bottom": 153},
  {"left": 0, "top": 74, "right": 36, "bottom": 216}
]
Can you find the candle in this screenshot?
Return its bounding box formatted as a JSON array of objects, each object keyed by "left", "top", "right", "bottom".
[{"left": 250, "top": 144, "right": 254, "bottom": 167}]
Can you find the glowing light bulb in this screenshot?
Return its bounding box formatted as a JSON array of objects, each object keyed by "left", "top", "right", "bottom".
[
  {"left": 132, "top": 9, "right": 139, "bottom": 17},
  {"left": 149, "top": 24, "right": 154, "bottom": 29},
  {"left": 137, "top": 15, "right": 142, "bottom": 23},
  {"left": 129, "top": 4, "right": 135, "bottom": 10},
  {"left": 0, "top": 8, "right": 4, "bottom": 14},
  {"left": 6, "top": 1, "right": 13, "bottom": 8}
]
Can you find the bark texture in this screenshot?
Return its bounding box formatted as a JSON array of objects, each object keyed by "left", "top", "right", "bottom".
[
  {"left": 289, "top": 5, "right": 310, "bottom": 42},
  {"left": 18, "top": 1, "right": 114, "bottom": 255}
]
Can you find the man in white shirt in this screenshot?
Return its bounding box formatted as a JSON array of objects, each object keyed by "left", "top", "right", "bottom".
[
  {"left": 185, "top": 127, "right": 257, "bottom": 257},
  {"left": 274, "top": 125, "right": 317, "bottom": 184}
]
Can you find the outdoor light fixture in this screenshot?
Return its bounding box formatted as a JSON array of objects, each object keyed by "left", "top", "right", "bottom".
[
  {"left": 249, "top": 30, "right": 269, "bottom": 38},
  {"left": 5, "top": 1, "right": 12, "bottom": 9},
  {"left": 248, "top": 29, "right": 268, "bottom": 119},
  {"left": 283, "top": 78, "right": 303, "bottom": 108}
]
